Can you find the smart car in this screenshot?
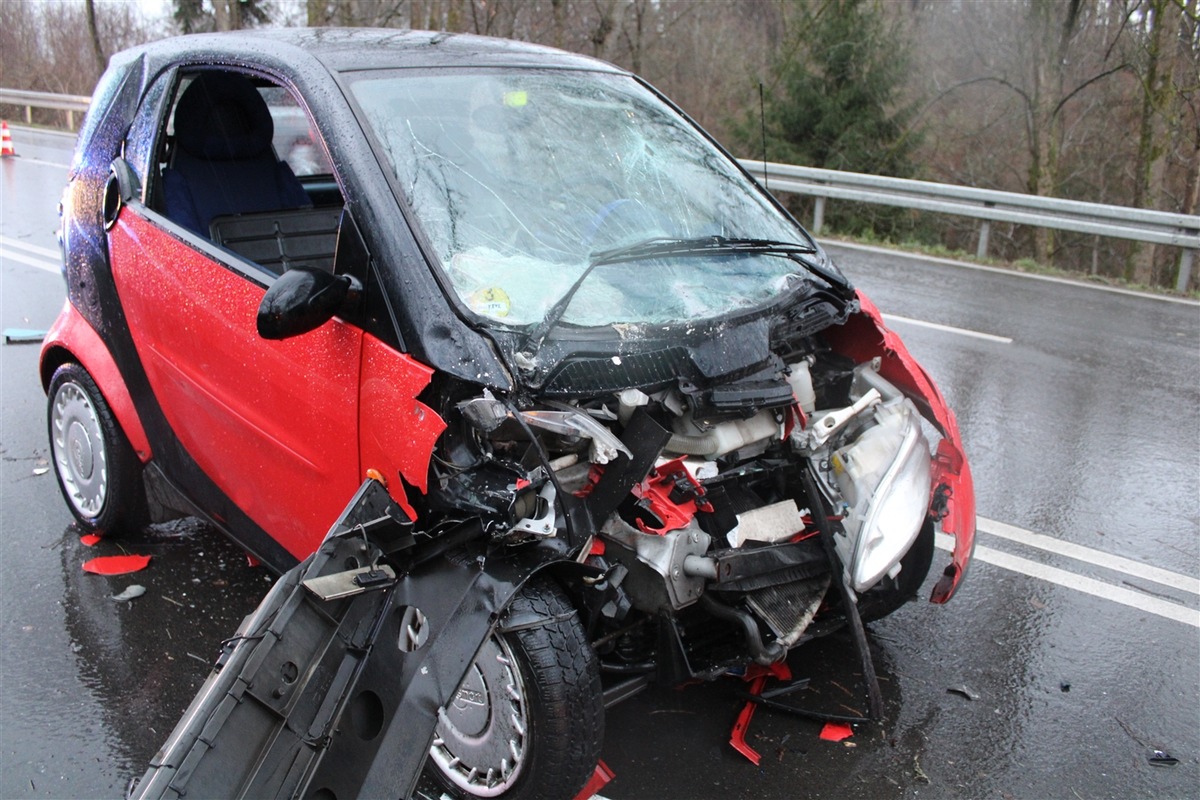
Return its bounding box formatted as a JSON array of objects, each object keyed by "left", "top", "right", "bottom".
[{"left": 42, "top": 29, "right": 974, "bottom": 799}]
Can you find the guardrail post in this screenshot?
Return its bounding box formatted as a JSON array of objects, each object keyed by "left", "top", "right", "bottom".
[
  {"left": 24, "top": 105, "right": 32, "bottom": 124},
  {"left": 976, "top": 220, "right": 991, "bottom": 259},
  {"left": 1177, "top": 249, "right": 1195, "bottom": 293},
  {"left": 812, "top": 197, "right": 825, "bottom": 235}
]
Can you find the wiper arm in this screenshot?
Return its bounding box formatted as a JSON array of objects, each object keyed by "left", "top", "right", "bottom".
[
  {"left": 590, "top": 235, "right": 817, "bottom": 267},
  {"left": 521, "top": 235, "right": 837, "bottom": 362}
]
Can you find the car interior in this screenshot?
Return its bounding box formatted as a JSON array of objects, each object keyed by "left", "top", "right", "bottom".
[{"left": 160, "top": 70, "right": 345, "bottom": 274}]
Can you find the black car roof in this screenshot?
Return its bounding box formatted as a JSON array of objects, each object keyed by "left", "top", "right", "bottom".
[{"left": 129, "top": 28, "right": 627, "bottom": 76}]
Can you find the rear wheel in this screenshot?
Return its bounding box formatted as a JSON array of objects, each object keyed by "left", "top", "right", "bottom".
[
  {"left": 47, "top": 362, "right": 147, "bottom": 535},
  {"left": 428, "top": 577, "right": 603, "bottom": 799}
]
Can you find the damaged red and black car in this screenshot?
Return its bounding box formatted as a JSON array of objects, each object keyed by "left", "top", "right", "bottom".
[{"left": 41, "top": 28, "right": 975, "bottom": 800}]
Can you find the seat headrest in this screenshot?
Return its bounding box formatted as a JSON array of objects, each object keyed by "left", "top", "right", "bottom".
[{"left": 174, "top": 72, "right": 275, "bottom": 161}]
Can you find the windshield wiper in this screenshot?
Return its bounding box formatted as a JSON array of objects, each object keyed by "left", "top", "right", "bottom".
[
  {"left": 589, "top": 235, "right": 817, "bottom": 267},
  {"left": 521, "top": 236, "right": 837, "bottom": 360}
]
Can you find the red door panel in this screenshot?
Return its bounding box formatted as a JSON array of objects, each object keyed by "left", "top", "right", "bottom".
[
  {"left": 109, "top": 212, "right": 362, "bottom": 558},
  {"left": 358, "top": 334, "right": 446, "bottom": 520}
]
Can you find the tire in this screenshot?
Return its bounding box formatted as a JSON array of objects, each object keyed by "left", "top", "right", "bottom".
[
  {"left": 428, "top": 577, "right": 603, "bottom": 799},
  {"left": 47, "top": 362, "right": 148, "bottom": 535}
]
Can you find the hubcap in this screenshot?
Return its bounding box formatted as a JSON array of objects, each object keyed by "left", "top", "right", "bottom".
[
  {"left": 429, "top": 635, "right": 527, "bottom": 796},
  {"left": 51, "top": 380, "right": 108, "bottom": 518}
]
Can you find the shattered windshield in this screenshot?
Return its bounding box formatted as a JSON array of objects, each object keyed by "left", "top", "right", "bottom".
[{"left": 349, "top": 69, "right": 819, "bottom": 330}]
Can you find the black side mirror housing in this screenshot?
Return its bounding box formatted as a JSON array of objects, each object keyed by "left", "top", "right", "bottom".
[
  {"left": 103, "top": 158, "right": 141, "bottom": 230},
  {"left": 257, "top": 266, "right": 361, "bottom": 340}
]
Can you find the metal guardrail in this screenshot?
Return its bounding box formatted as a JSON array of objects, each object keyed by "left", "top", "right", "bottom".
[
  {"left": 0, "top": 88, "right": 91, "bottom": 129},
  {"left": 2, "top": 88, "right": 1195, "bottom": 291},
  {"left": 740, "top": 159, "right": 1200, "bottom": 292}
]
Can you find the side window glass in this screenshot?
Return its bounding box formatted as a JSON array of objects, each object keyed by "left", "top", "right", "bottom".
[
  {"left": 154, "top": 68, "right": 345, "bottom": 276},
  {"left": 259, "top": 87, "right": 334, "bottom": 178},
  {"left": 123, "top": 70, "right": 172, "bottom": 202}
]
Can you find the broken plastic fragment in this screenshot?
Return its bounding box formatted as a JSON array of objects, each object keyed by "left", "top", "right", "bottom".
[
  {"left": 80, "top": 534, "right": 103, "bottom": 547},
  {"left": 572, "top": 760, "right": 615, "bottom": 800},
  {"left": 819, "top": 722, "right": 855, "bottom": 742},
  {"left": 82, "top": 554, "right": 152, "bottom": 575},
  {"left": 1148, "top": 750, "right": 1179, "bottom": 767},
  {"left": 729, "top": 662, "right": 792, "bottom": 764},
  {"left": 32, "top": 467, "right": 49, "bottom": 476},
  {"left": 112, "top": 585, "right": 146, "bottom": 602},
  {"left": 3, "top": 328, "right": 49, "bottom": 344}
]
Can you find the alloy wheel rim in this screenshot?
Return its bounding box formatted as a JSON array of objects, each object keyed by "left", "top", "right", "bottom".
[
  {"left": 429, "top": 634, "right": 527, "bottom": 796},
  {"left": 51, "top": 380, "right": 108, "bottom": 518}
]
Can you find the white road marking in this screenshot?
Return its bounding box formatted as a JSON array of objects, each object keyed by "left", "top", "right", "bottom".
[
  {"left": 978, "top": 516, "right": 1199, "bottom": 595},
  {"left": 936, "top": 532, "right": 1199, "bottom": 628},
  {"left": 2, "top": 155, "right": 70, "bottom": 169},
  {"left": 882, "top": 313, "right": 1013, "bottom": 344},
  {"left": 0, "top": 237, "right": 61, "bottom": 274},
  {"left": 825, "top": 239, "right": 1200, "bottom": 306},
  {"left": 1, "top": 236, "right": 59, "bottom": 259}
]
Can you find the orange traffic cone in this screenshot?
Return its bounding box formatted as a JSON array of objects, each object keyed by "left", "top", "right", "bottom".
[{"left": 0, "top": 122, "right": 14, "bottom": 157}]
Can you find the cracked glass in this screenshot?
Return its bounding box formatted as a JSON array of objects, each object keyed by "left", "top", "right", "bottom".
[{"left": 350, "top": 70, "right": 816, "bottom": 329}]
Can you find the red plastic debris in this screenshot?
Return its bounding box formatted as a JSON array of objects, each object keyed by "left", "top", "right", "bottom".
[
  {"left": 572, "top": 760, "right": 615, "bottom": 799},
  {"left": 819, "top": 721, "right": 855, "bottom": 742},
  {"left": 79, "top": 534, "right": 103, "bottom": 547},
  {"left": 729, "top": 661, "right": 792, "bottom": 764},
  {"left": 632, "top": 456, "right": 706, "bottom": 534},
  {"left": 82, "top": 554, "right": 151, "bottom": 575},
  {"left": 246, "top": 554, "right": 261, "bottom": 568}
]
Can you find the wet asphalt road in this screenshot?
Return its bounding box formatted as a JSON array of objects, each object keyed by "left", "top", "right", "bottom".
[{"left": 1, "top": 127, "right": 1197, "bottom": 800}]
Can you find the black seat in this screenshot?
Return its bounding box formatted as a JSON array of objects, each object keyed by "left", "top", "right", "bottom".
[{"left": 163, "top": 72, "right": 311, "bottom": 236}]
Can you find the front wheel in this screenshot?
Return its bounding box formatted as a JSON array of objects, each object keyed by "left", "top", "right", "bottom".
[
  {"left": 428, "top": 577, "right": 603, "bottom": 799},
  {"left": 859, "top": 519, "right": 935, "bottom": 623},
  {"left": 47, "top": 362, "right": 148, "bottom": 535}
]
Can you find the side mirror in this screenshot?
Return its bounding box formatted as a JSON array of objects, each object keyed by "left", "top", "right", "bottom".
[
  {"left": 257, "top": 266, "right": 361, "bottom": 340},
  {"left": 103, "top": 159, "right": 140, "bottom": 230}
]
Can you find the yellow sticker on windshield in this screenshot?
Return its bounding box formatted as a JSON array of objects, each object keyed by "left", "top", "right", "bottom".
[
  {"left": 469, "top": 287, "right": 511, "bottom": 318},
  {"left": 503, "top": 91, "right": 528, "bottom": 108}
]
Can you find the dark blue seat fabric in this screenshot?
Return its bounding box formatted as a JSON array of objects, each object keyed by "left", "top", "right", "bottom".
[{"left": 163, "top": 72, "right": 310, "bottom": 236}]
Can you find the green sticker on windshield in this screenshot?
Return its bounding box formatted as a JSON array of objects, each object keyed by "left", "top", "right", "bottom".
[{"left": 503, "top": 90, "right": 528, "bottom": 108}]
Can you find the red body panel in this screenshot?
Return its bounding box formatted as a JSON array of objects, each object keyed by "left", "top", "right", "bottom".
[
  {"left": 40, "top": 300, "right": 153, "bottom": 462},
  {"left": 826, "top": 291, "right": 976, "bottom": 603},
  {"left": 109, "top": 213, "right": 363, "bottom": 558},
  {"left": 357, "top": 334, "right": 447, "bottom": 520}
]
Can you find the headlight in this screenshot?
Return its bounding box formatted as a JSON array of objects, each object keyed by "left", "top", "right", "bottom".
[{"left": 831, "top": 400, "right": 932, "bottom": 592}]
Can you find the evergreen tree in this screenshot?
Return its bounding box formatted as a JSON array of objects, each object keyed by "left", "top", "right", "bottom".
[{"left": 743, "top": 0, "right": 923, "bottom": 238}]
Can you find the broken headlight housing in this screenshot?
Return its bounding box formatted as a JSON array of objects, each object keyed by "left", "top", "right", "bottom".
[{"left": 831, "top": 398, "right": 932, "bottom": 592}]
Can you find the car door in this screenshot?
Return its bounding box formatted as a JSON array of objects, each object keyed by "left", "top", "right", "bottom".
[{"left": 109, "top": 66, "right": 361, "bottom": 560}]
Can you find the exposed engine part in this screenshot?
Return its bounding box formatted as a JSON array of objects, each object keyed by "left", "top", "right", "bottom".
[
  {"left": 785, "top": 357, "right": 816, "bottom": 414},
  {"left": 506, "top": 482, "right": 557, "bottom": 540},
  {"left": 796, "top": 388, "right": 882, "bottom": 450},
  {"left": 667, "top": 408, "right": 782, "bottom": 459},
  {"left": 851, "top": 357, "right": 901, "bottom": 402},
  {"left": 745, "top": 574, "right": 830, "bottom": 648},
  {"left": 601, "top": 518, "right": 710, "bottom": 612},
  {"left": 698, "top": 594, "right": 784, "bottom": 666},
  {"left": 616, "top": 388, "right": 649, "bottom": 425},
  {"left": 520, "top": 407, "right": 632, "bottom": 464}
]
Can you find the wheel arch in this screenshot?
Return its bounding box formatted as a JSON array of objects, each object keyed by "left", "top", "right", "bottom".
[{"left": 40, "top": 302, "right": 152, "bottom": 463}]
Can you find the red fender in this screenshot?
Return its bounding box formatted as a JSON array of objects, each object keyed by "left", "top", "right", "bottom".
[
  {"left": 39, "top": 300, "right": 152, "bottom": 462},
  {"left": 825, "top": 291, "right": 976, "bottom": 603}
]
